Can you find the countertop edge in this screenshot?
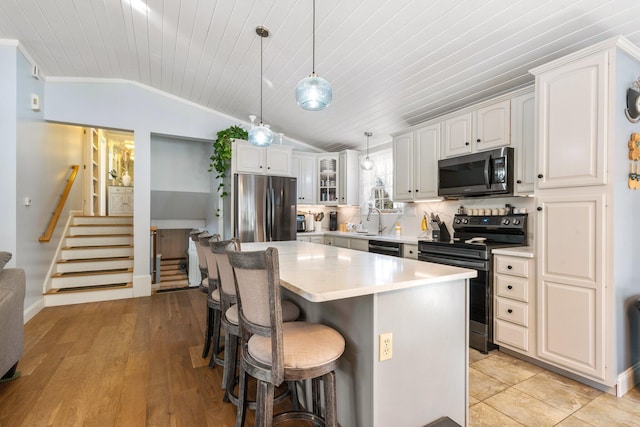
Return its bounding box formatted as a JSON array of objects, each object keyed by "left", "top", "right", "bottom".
[{"left": 491, "top": 246, "right": 534, "bottom": 258}]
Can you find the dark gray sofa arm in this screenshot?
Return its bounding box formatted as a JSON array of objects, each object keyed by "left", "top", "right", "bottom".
[{"left": 0, "top": 268, "right": 26, "bottom": 379}]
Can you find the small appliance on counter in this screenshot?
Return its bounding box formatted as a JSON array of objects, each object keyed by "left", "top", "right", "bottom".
[
  {"left": 329, "top": 211, "right": 338, "bottom": 231},
  {"left": 296, "top": 214, "right": 306, "bottom": 232}
]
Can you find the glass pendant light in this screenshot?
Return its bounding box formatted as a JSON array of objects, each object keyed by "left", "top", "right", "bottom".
[
  {"left": 295, "top": 0, "right": 332, "bottom": 111},
  {"left": 248, "top": 26, "right": 274, "bottom": 147},
  {"left": 361, "top": 132, "right": 375, "bottom": 170}
]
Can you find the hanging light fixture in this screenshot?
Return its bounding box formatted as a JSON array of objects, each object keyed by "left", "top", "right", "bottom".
[
  {"left": 295, "top": 0, "right": 332, "bottom": 111},
  {"left": 248, "top": 26, "right": 274, "bottom": 147},
  {"left": 361, "top": 132, "right": 375, "bottom": 170}
]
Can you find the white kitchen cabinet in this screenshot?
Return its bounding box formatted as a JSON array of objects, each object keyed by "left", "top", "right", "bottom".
[
  {"left": 392, "top": 123, "right": 440, "bottom": 202},
  {"left": 511, "top": 91, "right": 536, "bottom": 195},
  {"left": 441, "top": 99, "right": 510, "bottom": 158},
  {"left": 535, "top": 193, "right": 605, "bottom": 380},
  {"left": 494, "top": 255, "right": 535, "bottom": 355},
  {"left": 442, "top": 113, "right": 472, "bottom": 158},
  {"left": 338, "top": 150, "right": 360, "bottom": 205},
  {"left": 292, "top": 152, "right": 317, "bottom": 204},
  {"left": 349, "top": 238, "right": 369, "bottom": 252},
  {"left": 318, "top": 155, "right": 339, "bottom": 205},
  {"left": 534, "top": 51, "right": 607, "bottom": 189},
  {"left": 232, "top": 140, "right": 292, "bottom": 176},
  {"left": 108, "top": 186, "right": 133, "bottom": 216}
]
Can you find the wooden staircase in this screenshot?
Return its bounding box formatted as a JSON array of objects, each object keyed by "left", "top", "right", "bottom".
[
  {"left": 44, "top": 215, "right": 135, "bottom": 305},
  {"left": 154, "top": 258, "right": 190, "bottom": 292}
]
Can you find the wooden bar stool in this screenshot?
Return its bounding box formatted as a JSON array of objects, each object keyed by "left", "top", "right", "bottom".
[
  {"left": 201, "top": 234, "right": 222, "bottom": 365},
  {"left": 229, "top": 248, "right": 345, "bottom": 427},
  {"left": 211, "top": 240, "right": 300, "bottom": 411}
]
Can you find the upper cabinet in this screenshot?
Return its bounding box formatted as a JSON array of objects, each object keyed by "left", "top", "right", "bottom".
[
  {"left": 232, "top": 140, "right": 292, "bottom": 176},
  {"left": 318, "top": 154, "right": 339, "bottom": 205},
  {"left": 339, "top": 150, "right": 360, "bottom": 205},
  {"left": 393, "top": 123, "right": 440, "bottom": 202},
  {"left": 292, "top": 152, "right": 317, "bottom": 205},
  {"left": 534, "top": 51, "right": 607, "bottom": 189},
  {"left": 441, "top": 99, "right": 511, "bottom": 158},
  {"left": 511, "top": 91, "right": 535, "bottom": 195}
]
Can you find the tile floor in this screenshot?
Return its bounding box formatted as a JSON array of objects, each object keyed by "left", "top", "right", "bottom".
[{"left": 469, "top": 349, "right": 640, "bottom": 426}]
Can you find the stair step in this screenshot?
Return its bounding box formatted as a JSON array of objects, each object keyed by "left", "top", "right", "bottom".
[
  {"left": 60, "top": 245, "right": 134, "bottom": 260},
  {"left": 55, "top": 257, "right": 134, "bottom": 273},
  {"left": 72, "top": 216, "right": 133, "bottom": 226},
  {"left": 65, "top": 234, "right": 133, "bottom": 247},
  {"left": 51, "top": 269, "right": 133, "bottom": 289},
  {"left": 46, "top": 282, "right": 132, "bottom": 294},
  {"left": 68, "top": 224, "right": 133, "bottom": 236}
]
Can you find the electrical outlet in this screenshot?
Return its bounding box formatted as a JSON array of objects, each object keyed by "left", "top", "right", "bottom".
[{"left": 379, "top": 332, "right": 393, "bottom": 361}]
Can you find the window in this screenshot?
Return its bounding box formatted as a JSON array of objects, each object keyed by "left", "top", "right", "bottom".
[{"left": 359, "top": 148, "right": 402, "bottom": 213}]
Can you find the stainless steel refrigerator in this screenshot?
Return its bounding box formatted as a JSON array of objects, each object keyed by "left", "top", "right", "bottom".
[{"left": 233, "top": 174, "right": 297, "bottom": 242}]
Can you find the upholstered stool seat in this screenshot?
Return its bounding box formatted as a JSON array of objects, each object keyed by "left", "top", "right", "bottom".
[{"left": 248, "top": 322, "right": 344, "bottom": 370}]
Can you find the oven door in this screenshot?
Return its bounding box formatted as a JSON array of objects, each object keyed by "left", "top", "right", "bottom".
[{"left": 418, "top": 253, "right": 494, "bottom": 353}]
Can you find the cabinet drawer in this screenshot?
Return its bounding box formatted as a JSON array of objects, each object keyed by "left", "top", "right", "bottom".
[
  {"left": 495, "top": 256, "right": 529, "bottom": 277},
  {"left": 495, "top": 297, "right": 528, "bottom": 326},
  {"left": 110, "top": 186, "right": 129, "bottom": 193},
  {"left": 495, "top": 319, "right": 528, "bottom": 351},
  {"left": 495, "top": 275, "right": 529, "bottom": 302}
]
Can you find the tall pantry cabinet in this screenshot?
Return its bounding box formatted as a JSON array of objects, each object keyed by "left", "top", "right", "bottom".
[{"left": 531, "top": 36, "right": 640, "bottom": 390}]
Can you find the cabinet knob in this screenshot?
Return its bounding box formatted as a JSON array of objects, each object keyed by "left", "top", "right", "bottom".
[
  {"left": 507, "top": 265, "right": 513, "bottom": 270},
  {"left": 408, "top": 190, "right": 412, "bottom": 193},
  {"left": 507, "top": 309, "right": 513, "bottom": 314},
  {"left": 537, "top": 207, "right": 543, "bottom": 211},
  {"left": 537, "top": 173, "right": 543, "bottom": 179},
  {"left": 267, "top": 166, "right": 271, "bottom": 170},
  {"left": 476, "top": 138, "right": 481, "bottom": 143},
  {"left": 465, "top": 142, "right": 470, "bottom": 146},
  {"left": 507, "top": 285, "right": 513, "bottom": 290},
  {"left": 516, "top": 179, "right": 522, "bottom": 184},
  {"left": 415, "top": 189, "right": 419, "bottom": 193},
  {"left": 260, "top": 165, "right": 263, "bottom": 169}
]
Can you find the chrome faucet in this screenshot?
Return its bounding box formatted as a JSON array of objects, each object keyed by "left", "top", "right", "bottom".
[{"left": 367, "top": 207, "right": 386, "bottom": 235}]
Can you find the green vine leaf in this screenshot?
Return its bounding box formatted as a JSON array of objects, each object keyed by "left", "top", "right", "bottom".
[{"left": 209, "top": 125, "right": 248, "bottom": 217}]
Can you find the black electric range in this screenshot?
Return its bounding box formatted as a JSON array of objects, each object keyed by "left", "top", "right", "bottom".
[{"left": 418, "top": 214, "right": 528, "bottom": 353}]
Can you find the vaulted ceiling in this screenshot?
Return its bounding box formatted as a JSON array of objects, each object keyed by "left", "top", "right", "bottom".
[{"left": 1, "top": 0, "right": 640, "bottom": 152}]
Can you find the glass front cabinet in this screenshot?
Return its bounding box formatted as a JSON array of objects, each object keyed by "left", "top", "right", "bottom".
[{"left": 318, "top": 155, "right": 339, "bottom": 205}]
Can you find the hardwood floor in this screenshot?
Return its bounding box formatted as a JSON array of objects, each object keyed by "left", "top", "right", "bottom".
[
  {"left": 4, "top": 289, "right": 639, "bottom": 426},
  {"left": 0, "top": 289, "right": 261, "bottom": 427}
]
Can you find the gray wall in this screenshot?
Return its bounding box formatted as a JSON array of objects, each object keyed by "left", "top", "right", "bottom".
[{"left": 613, "top": 49, "right": 640, "bottom": 376}]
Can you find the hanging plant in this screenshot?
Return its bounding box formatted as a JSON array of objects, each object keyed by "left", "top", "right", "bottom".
[{"left": 209, "top": 125, "right": 248, "bottom": 216}]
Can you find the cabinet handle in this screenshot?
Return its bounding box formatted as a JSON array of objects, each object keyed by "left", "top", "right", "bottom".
[
  {"left": 537, "top": 207, "right": 543, "bottom": 211},
  {"left": 415, "top": 189, "right": 419, "bottom": 193},
  {"left": 507, "top": 285, "right": 513, "bottom": 290},
  {"left": 476, "top": 138, "right": 481, "bottom": 143},
  {"left": 516, "top": 179, "right": 522, "bottom": 184},
  {"left": 507, "top": 265, "right": 513, "bottom": 270},
  {"left": 537, "top": 173, "right": 543, "bottom": 179},
  {"left": 465, "top": 142, "right": 470, "bottom": 146},
  {"left": 507, "top": 309, "right": 513, "bottom": 314}
]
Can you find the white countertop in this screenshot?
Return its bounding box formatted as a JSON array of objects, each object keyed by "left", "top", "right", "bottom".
[
  {"left": 298, "top": 230, "right": 422, "bottom": 245},
  {"left": 491, "top": 246, "right": 535, "bottom": 258},
  {"left": 242, "top": 240, "right": 476, "bottom": 302}
]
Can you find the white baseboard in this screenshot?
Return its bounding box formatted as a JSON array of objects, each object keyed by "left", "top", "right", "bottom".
[
  {"left": 23, "top": 297, "right": 44, "bottom": 324},
  {"left": 616, "top": 361, "right": 640, "bottom": 397}
]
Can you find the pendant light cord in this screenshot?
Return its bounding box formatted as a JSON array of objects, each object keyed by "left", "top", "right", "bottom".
[
  {"left": 312, "top": 0, "right": 316, "bottom": 74},
  {"left": 260, "top": 33, "right": 264, "bottom": 123}
]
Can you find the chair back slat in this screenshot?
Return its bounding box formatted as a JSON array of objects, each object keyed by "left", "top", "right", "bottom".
[{"left": 194, "top": 231, "right": 210, "bottom": 270}]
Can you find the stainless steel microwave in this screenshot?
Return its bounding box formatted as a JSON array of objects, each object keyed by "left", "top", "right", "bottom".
[{"left": 437, "top": 147, "right": 514, "bottom": 198}]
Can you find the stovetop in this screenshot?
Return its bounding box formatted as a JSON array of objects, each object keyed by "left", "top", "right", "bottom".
[{"left": 418, "top": 213, "right": 528, "bottom": 258}]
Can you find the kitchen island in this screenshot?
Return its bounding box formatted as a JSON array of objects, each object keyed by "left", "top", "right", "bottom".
[{"left": 242, "top": 240, "right": 476, "bottom": 427}]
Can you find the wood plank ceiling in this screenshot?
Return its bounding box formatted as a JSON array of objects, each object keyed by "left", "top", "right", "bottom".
[{"left": 1, "top": 0, "right": 639, "bottom": 152}]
